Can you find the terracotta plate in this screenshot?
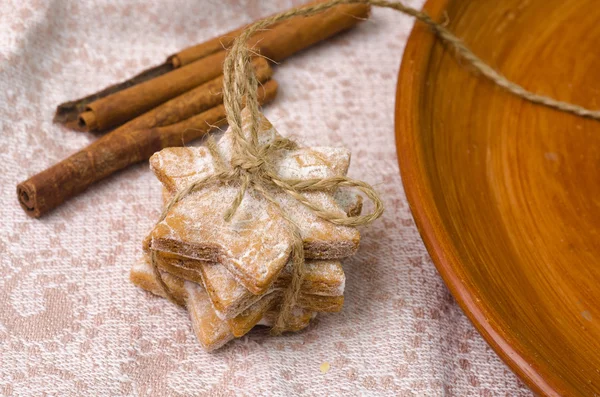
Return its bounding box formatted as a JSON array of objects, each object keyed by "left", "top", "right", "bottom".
[{"left": 395, "top": 0, "right": 600, "bottom": 395}]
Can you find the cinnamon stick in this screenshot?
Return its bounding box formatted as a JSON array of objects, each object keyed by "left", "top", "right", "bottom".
[
  {"left": 61, "top": 2, "right": 369, "bottom": 132},
  {"left": 171, "top": 2, "right": 370, "bottom": 66},
  {"left": 53, "top": 62, "right": 174, "bottom": 128},
  {"left": 83, "top": 50, "right": 228, "bottom": 132},
  {"left": 81, "top": 57, "right": 272, "bottom": 133},
  {"left": 54, "top": 0, "right": 363, "bottom": 125},
  {"left": 167, "top": 25, "right": 244, "bottom": 68},
  {"left": 17, "top": 80, "right": 278, "bottom": 218}
]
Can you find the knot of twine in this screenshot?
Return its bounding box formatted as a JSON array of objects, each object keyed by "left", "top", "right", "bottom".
[{"left": 150, "top": 0, "right": 600, "bottom": 335}]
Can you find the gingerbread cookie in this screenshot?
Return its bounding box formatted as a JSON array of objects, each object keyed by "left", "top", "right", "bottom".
[
  {"left": 131, "top": 257, "right": 315, "bottom": 350},
  {"left": 132, "top": 108, "right": 381, "bottom": 351},
  {"left": 149, "top": 111, "right": 360, "bottom": 294},
  {"left": 153, "top": 252, "right": 345, "bottom": 319}
]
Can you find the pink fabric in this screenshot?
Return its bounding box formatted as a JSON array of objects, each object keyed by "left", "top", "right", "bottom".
[{"left": 0, "top": 0, "right": 533, "bottom": 395}]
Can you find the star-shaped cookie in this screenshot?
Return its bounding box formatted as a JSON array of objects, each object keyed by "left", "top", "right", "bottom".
[
  {"left": 149, "top": 110, "right": 360, "bottom": 295},
  {"left": 153, "top": 252, "right": 345, "bottom": 319},
  {"left": 154, "top": 188, "right": 357, "bottom": 319},
  {"left": 131, "top": 257, "right": 316, "bottom": 349}
]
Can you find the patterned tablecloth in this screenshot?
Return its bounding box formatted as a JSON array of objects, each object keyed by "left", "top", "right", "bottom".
[{"left": 0, "top": 0, "right": 533, "bottom": 395}]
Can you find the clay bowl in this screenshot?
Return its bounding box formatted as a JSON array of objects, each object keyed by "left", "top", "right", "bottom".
[{"left": 395, "top": 0, "right": 600, "bottom": 395}]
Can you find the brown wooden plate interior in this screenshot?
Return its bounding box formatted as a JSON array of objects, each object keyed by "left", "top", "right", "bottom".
[{"left": 395, "top": 0, "right": 600, "bottom": 395}]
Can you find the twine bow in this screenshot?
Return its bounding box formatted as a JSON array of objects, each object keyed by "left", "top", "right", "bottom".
[{"left": 150, "top": 0, "right": 600, "bottom": 334}]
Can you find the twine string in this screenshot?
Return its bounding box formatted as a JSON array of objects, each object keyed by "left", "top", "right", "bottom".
[{"left": 149, "top": 0, "right": 600, "bottom": 334}]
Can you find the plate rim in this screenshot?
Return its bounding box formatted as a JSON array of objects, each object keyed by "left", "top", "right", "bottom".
[{"left": 394, "top": 1, "right": 567, "bottom": 395}]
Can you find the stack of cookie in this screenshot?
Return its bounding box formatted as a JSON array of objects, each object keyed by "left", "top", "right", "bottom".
[{"left": 131, "top": 110, "right": 362, "bottom": 351}]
